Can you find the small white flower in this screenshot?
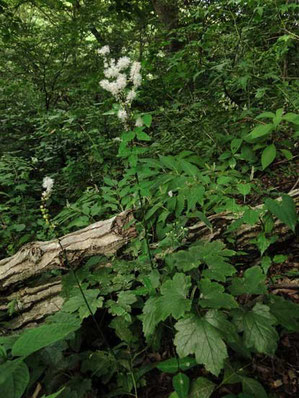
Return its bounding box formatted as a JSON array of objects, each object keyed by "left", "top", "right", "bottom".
[
  {"left": 126, "top": 89, "right": 136, "bottom": 103},
  {"left": 168, "top": 190, "right": 173, "bottom": 197},
  {"left": 42, "top": 177, "right": 54, "bottom": 200},
  {"left": 135, "top": 117, "right": 143, "bottom": 127},
  {"left": 117, "top": 109, "right": 128, "bottom": 122},
  {"left": 115, "top": 73, "right": 127, "bottom": 91},
  {"left": 130, "top": 61, "right": 142, "bottom": 87},
  {"left": 112, "top": 137, "right": 122, "bottom": 142},
  {"left": 147, "top": 73, "right": 154, "bottom": 80},
  {"left": 97, "top": 45, "right": 110, "bottom": 56},
  {"left": 133, "top": 73, "right": 142, "bottom": 88},
  {"left": 117, "top": 56, "right": 131, "bottom": 70},
  {"left": 42, "top": 176, "right": 54, "bottom": 193}
]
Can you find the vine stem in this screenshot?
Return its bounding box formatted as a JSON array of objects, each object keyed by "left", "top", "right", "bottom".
[{"left": 55, "top": 236, "right": 115, "bottom": 356}]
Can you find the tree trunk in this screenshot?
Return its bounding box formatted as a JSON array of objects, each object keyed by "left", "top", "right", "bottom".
[{"left": 1, "top": 191, "right": 298, "bottom": 334}]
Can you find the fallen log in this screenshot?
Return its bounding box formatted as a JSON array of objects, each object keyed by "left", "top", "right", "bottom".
[{"left": 0, "top": 190, "right": 298, "bottom": 333}]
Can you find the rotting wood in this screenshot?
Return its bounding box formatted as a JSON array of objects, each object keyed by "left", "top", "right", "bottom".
[{"left": 0, "top": 191, "right": 298, "bottom": 333}]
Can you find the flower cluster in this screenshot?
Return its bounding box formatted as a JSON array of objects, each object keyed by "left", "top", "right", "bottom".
[
  {"left": 97, "top": 45, "right": 142, "bottom": 124},
  {"left": 41, "top": 177, "right": 55, "bottom": 229}
]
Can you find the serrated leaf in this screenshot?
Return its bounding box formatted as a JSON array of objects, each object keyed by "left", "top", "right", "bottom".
[
  {"left": 204, "top": 311, "right": 243, "bottom": 354},
  {"left": 199, "top": 279, "right": 239, "bottom": 309},
  {"left": 63, "top": 289, "right": 103, "bottom": 320},
  {"left": 141, "top": 296, "right": 161, "bottom": 337},
  {"left": 242, "top": 209, "right": 260, "bottom": 225},
  {"left": 229, "top": 266, "right": 267, "bottom": 295},
  {"left": 241, "top": 377, "right": 268, "bottom": 398},
  {"left": 265, "top": 195, "right": 297, "bottom": 232},
  {"left": 192, "top": 241, "right": 236, "bottom": 282},
  {"left": 166, "top": 249, "right": 201, "bottom": 272},
  {"left": 269, "top": 295, "right": 299, "bottom": 332},
  {"left": 12, "top": 317, "right": 80, "bottom": 357},
  {"left": 0, "top": 361, "right": 29, "bottom": 398},
  {"left": 260, "top": 256, "right": 272, "bottom": 274},
  {"left": 174, "top": 315, "right": 228, "bottom": 376},
  {"left": 173, "top": 373, "right": 190, "bottom": 398},
  {"left": 234, "top": 303, "right": 278, "bottom": 355},
  {"left": 261, "top": 144, "right": 276, "bottom": 169},
  {"left": 157, "top": 273, "right": 192, "bottom": 320},
  {"left": 189, "top": 377, "right": 215, "bottom": 398}
]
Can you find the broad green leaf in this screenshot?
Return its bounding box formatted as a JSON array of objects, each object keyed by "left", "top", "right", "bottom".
[
  {"left": 192, "top": 241, "right": 236, "bottom": 282},
  {"left": 157, "top": 273, "right": 192, "bottom": 320},
  {"left": 178, "top": 159, "right": 199, "bottom": 177},
  {"left": 186, "top": 186, "right": 205, "bottom": 211},
  {"left": 242, "top": 209, "right": 260, "bottom": 225},
  {"left": 166, "top": 249, "right": 201, "bottom": 272},
  {"left": 260, "top": 256, "right": 272, "bottom": 274},
  {"left": 230, "top": 138, "right": 243, "bottom": 154},
  {"left": 256, "top": 112, "right": 275, "bottom": 120},
  {"left": 268, "top": 295, "right": 299, "bottom": 332},
  {"left": 156, "top": 357, "right": 197, "bottom": 374},
  {"left": 0, "top": 359, "right": 24, "bottom": 385},
  {"left": 189, "top": 377, "right": 215, "bottom": 398},
  {"left": 142, "top": 114, "right": 152, "bottom": 127},
  {"left": 273, "top": 108, "right": 283, "bottom": 128},
  {"left": 173, "top": 373, "right": 190, "bottom": 398},
  {"left": 265, "top": 195, "right": 297, "bottom": 232},
  {"left": 234, "top": 303, "right": 278, "bottom": 355},
  {"left": 12, "top": 317, "right": 81, "bottom": 357},
  {"left": 237, "top": 183, "right": 251, "bottom": 196},
  {"left": 241, "top": 377, "right": 268, "bottom": 398},
  {"left": 174, "top": 315, "right": 228, "bottom": 376},
  {"left": 110, "top": 317, "right": 136, "bottom": 344},
  {"left": 261, "top": 144, "right": 276, "bottom": 169},
  {"left": 136, "top": 130, "right": 151, "bottom": 141},
  {"left": 199, "top": 279, "right": 238, "bottom": 309},
  {"left": 283, "top": 112, "right": 299, "bottom": 125},
  {"left": 160, "top": 155, "right": 178, "bottom": 171},
  {"left": 141, "top": 296, "right": 161, "bottom": 337},
  {"left": 204, "top": 311, "right": 244, "bottom": 353},
  {"left": 245, "top": 124, "right": 274, "bottom": 142},
  {"left": 0, "top": 361, "right": 29, "bottom": 398},
  {"left": 280, "top": 149, "right": 293, "bottom": 160},
  {"left": 229, "top": 266, "right": 267, "bottom": 295},
  {"left": 157, "top": 358, "right": 179, "bottom": 373},
  {"left": 255, "top": 233, "right": 276, "bottom": 255}
]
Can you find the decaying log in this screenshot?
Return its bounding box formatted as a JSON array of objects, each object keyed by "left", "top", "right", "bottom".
[
  {"left": 0, "top": 211, "right": 136, "bottom": 333},
  {"left": 188, "top": 189, "right": 299, "bottom": 248},
  {"left": 0, "top": 211, "right": 135, "bottom": 291},
  {"left": 0, "top": 191, "right": 298, "bottom": 333}
]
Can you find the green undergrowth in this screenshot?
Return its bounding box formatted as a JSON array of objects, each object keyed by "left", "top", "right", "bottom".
[{"left": 0, "top": 115, "right": 298, "bottom": 397}]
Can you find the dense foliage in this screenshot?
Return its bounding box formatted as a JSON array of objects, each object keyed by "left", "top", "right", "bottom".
[{"left": 0, "top": 1, "right": 298, "bottom": 397}]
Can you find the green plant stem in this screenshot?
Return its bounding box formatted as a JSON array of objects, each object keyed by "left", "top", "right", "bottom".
[{"left": 56, "top": 237, "right": 114, "bottom": 355}]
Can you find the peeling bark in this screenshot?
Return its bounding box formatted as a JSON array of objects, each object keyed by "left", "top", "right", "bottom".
[{"left": 1, "top": 191, "right": 298, "bottom": 333}]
